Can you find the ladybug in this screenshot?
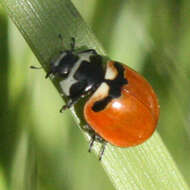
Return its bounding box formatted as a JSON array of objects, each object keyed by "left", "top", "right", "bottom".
[{"left": 35, "top": 37, "right": 159, "bottom": 160}]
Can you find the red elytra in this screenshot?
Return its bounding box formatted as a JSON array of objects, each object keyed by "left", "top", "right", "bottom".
[{"left": 84, "top": 61, "right": 159, "bottom": 147}]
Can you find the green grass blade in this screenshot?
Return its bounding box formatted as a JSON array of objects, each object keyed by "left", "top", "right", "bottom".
[{"left": 1, "top": 0, "right": 189, "bottom": 189}]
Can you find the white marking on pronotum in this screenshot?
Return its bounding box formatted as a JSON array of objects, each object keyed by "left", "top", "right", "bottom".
[
  {"left": 59, "top": 51, "right": 95, "bottom": 96},
  {"left": 54, "top": 52, "right": 67, "bottom": 67}
]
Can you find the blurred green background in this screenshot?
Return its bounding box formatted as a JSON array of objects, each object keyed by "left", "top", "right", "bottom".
[{"left": 0, "top": 0, "right": 190, "bottom": 189}]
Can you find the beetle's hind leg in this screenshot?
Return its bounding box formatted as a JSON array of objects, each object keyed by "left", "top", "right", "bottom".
[
  {"left": 59, "top": 98, "right": 78, "bottom": 113},
  {"left": 83, "top": 124, "right": 107, "bottom": 161},
  {"left": 98, "top": 142, "right": 106, "bottom": 161}
]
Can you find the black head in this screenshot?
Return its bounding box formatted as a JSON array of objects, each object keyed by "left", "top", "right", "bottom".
[
  {"left": 46, "top": 37, "right": 77, "bottom": 79},
  {"left": 46, "top": 50, "right": 79, "bottom": 79}
]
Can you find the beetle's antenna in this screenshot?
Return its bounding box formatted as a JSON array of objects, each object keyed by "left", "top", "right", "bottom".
[
  {"left": 58, "top": 34, "right": 75, "bottom": 51},
  {"left": 58, "top": 33, "right": 63, "bottom": 41},
  {"left": 30, "top": 66, "right": 42, "bottom": 69},
  {"left": 58, "top": 34, "right": 64, "bottom": 47},
  {"left": 70, "top": 37, "right": 75, "bottom": 51}
]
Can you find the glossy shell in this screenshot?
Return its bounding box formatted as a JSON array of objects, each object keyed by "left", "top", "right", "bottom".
[{"left": 84, "top": 61, "right": 159, "bottom": 147}]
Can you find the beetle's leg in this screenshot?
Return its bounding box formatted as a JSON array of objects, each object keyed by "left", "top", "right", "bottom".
[
  {"left": 88, "top": 133, "right": 96, "bottom": 153},
  {"left": 85, "top": 126, "right": 107, "bottom": 161},
  {"left": 59, "top": 79, "right": 97, "bottom": 113},
  {"left": 99, "top": 142, "right": 107, "bottom": 161},
  {"left": 45, "top": 70, "right": 53, "bottom": 78},
  {"left": 59, "top": 97, "right": 80, "bottom": 113}
]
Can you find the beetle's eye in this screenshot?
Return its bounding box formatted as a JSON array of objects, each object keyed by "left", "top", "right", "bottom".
[{"left": 59, "top": 67, "right": 69, "bottom": 78}]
